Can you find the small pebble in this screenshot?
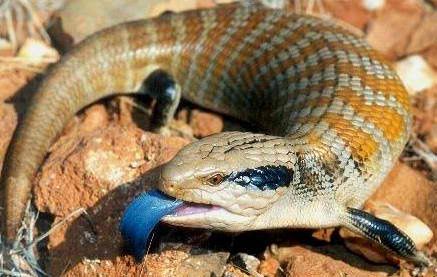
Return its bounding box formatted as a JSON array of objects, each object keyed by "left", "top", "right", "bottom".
[
  {"left": 231, "top": 253, "right": 262, "bottom": 277},
  {"left": 18, "top": 38, "right": 59, "bottom": 63},
  {"left": 367, "top": 201, "right": 433, "bottom": 249},
  {"left": 362, "top": 0, "right": 385, "bottom": 11},
  {"left": 395, "top": 55, "right": 437, "bottom": 95}
]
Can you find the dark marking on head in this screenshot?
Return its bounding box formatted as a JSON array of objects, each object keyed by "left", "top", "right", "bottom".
[{"left": 227, "top": 165, "right": 292, "bottom": 191}]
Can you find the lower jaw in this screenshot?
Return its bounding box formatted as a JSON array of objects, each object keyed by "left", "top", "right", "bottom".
[
  {"left": 162, "top": 202, "right": 225, "bottom": 225},
  {"left": 173, "top": 202, "right": 223, "bottom": 216},
  {"left": 162, "top": 203, "right": 254, "bottom": 231},
  {"left": 162, "top": 212, "right": 220, "bottom": 229}
]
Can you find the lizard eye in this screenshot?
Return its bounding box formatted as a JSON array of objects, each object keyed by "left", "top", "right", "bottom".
[{"left": 206, "top": 173, "right": 225, "bottom": 186}]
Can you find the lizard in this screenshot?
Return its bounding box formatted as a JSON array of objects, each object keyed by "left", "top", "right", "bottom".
[{"left": 0, "top": 1, "right": 430, "bottom": 265}]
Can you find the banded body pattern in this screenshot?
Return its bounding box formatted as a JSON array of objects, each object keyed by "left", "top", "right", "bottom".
[
  {"left": 161, "top": 4, "right": 409, "bottom": 207},
  {"left": 1, "top": 2, "right": 410, "bottom": 240}
]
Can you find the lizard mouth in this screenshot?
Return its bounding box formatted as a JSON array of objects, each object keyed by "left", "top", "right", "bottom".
[
  {"left": 173, "top": 202, "right": 223, "bottom": 216},
  {"left": 120, "top": 189, "right": 252, "bottom": 258},
  {"left": 161, "top": 200, "right": 247, "bottom": 231}
]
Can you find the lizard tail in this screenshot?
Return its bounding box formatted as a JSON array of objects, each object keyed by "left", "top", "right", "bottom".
[{"left": 0, "top": 20, "right": 168, "bottom": 239}]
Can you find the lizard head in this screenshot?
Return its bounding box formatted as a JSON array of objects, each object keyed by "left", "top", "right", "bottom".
[{"left": 159, "top": 131, "right": 299, "bottom": 231}]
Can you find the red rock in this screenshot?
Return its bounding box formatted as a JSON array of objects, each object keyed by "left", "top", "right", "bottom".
[
  {"left": 0, "top": 39, "right": 14, "bottom": 57},
  {"left": 34, "top": 122, "right": 189, "bottom": 216},
  {"left": 384, "top": 0, "right": 423, "bottom": 13},
  {"left": 78, "top": 104, "right": 110, "bottom": 133},
  {"left": 322, "top": 0, "right": 372, "bottom": 30},
  {"left": 223, "top": 264, "right": 251, "bottom": 277},
  {"left": 258, "top": 257, "right": 280, "bottom": 277},
  {"left": 49, "top": 0, "right": 170, "bottom": 50},
  {"left": 370, "top": 163, "right": 437, "bottom": 248},
  {"left": 189, "top": 109, "right": 224, "bottom": 138},
  {"left": 34, "top": 119, "right": 190, "bottom": 275},
  {"left": 0, "top": 70, "right": 31, "bottom": 102},
  {"left": 406, "top": 12, "right": 437, "bottom": 54},
  {"left": 425, "top": 126, "right": 437, "bottom": 154},
  {"left": 423, "top": 45, "right": 437, "bottom": 70},
  {"left": 63, "top": 249, "right": 191, "bottom": 277},
  {"left": 412, "top": 86, "right": 437, "bottom": 137},
  {"left": 30, "top": 100, "right": 191, "bottom": 276},
  {"left": 366, "top": 1, "right": 424, "bottom": 59},
  {"left": 276, "top": 245, "right": 393, "bottom": 277}
]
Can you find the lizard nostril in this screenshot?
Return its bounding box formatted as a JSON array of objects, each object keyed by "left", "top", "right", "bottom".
[{"left": 163, "top": 182, "right": 175, "bottom": 194}]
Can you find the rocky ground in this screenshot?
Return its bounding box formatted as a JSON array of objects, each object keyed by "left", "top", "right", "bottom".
[{"left": 0, "top": 0, "right": 437, "bottom": 276}]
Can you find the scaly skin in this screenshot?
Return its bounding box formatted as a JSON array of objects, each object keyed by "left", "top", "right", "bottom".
[{"left": 1, "top": 2, "right": 424, "bottom": 264}]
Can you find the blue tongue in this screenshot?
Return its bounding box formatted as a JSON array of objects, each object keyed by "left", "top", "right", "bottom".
[{"left": 119, "top": 189, "right": 183, "bottom": 259}]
